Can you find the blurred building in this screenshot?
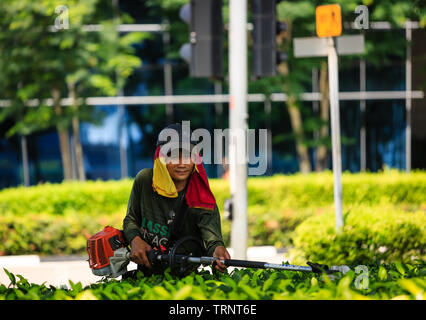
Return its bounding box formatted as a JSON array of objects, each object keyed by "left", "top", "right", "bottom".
[{"left": 0, "top": 1, "right": 425, "bottom": 189}]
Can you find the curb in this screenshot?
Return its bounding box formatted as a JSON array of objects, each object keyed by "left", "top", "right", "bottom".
[{"left": 0, "top": 255, "right": 40, "bottom": 268}]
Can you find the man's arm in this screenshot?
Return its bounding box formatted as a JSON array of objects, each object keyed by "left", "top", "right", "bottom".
[
  {"left": 123, "top": 170, "right": 154, "bottom": 268},
  {"left": 196, "top": 204, "right": 226, "bottom": 256},
  {"left": 196, "top": 204, "right": 231, "bottom": 272},
  {"left": 123, "top": 175, "right": 143, "bottom": 245}
]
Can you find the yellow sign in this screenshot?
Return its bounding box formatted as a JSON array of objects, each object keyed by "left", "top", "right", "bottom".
[{"left": 316, "top": 4, "right": 342, "bottom": 38}]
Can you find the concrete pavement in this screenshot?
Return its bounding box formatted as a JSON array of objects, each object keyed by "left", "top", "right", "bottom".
[{"left": 0, "top": 246, "right": 289, "bottom": 289}]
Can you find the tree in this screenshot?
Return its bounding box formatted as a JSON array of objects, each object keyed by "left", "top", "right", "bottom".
[{"left": 0, "top": 0, "right": 146, "bottom": 182}]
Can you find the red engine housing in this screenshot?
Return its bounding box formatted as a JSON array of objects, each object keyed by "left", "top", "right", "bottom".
[{"left": 86, "top": 226, "right": 126, "bottom": 270}]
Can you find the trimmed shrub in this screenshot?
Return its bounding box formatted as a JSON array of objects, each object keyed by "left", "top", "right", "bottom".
[
  {"left": 0, "top": 213, "right": 122, "bottom": 256},
  {"left": 0, "top": 180, "right": 133, "bottom": 216},
  {"left": 0, "top": 170, "right": 425, "bottom": 216},
  {"left": 290, "top": 204, "right": 426, "bottom": 266},
  {"left": 0, "top": 170, "right": 424, "bottom": 256},
  {"left": 2, "top": 261, "right": 426, "bottom": 300}
]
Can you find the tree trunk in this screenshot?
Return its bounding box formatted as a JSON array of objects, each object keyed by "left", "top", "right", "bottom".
[
  {"left": 52, "top": 86, "right": 73, "bottom": 181},
  {"left": 315, "top": 60, "right": 330, "bottom": 172},
  {"left": 277, "top": 20, "right": 311, "bottom": 173},
  {"left": 287, "top": 95, "right": 312, "bottom": 173},
  {"left": 68, "top": 81, "right": 86, "bottom": 182}
]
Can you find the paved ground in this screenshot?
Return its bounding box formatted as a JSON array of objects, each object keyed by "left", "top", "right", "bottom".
[{"left": 0, "top": 246, "right": 289, "bottom": 288}]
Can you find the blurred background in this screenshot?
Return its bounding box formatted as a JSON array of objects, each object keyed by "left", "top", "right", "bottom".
[{"left": 0, "top": 0, "right": 425, "bottom": 189}]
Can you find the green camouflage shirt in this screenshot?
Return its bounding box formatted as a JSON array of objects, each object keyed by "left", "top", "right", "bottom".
[{"left": 123, "top": 168, "right": 225, "bottom": 256}]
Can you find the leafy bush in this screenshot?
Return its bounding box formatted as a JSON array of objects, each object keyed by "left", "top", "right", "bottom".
[
  {"left": 0, "top": 170, "right": 424, "bottom": 256},
  {"left": 0, "top": 213, "right": 122, "bottom": 256},
  {"left": 289, "top": 204, "right": 426, "bottom": 266},
  {"left": 1, "top": 261, "right": 425, "bottom": 300},
  {"left": 244, "top": 170, "right": 426, "bottom": 210},
  {"left": 0, "top": 180, "right": 133, "bottom": 216},
  {"left": 0, "top": 170, "right": 425, "bottom": 216}
]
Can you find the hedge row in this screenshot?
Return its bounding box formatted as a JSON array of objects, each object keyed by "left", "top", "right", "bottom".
[
  {"left": 0, "top": 170, "right": 424, "bottom": 257},
  {"left": 0, "top": 213, "right": 121, "bottom": 256},
  {"left": 289, "top": 204, "right": 426, "bottom": 266},
  {"left": 1, "top": 170, "right": 425, "bottom": 216},
  {"left": 2, "top": 261, "right": 426, "bottom": 300},
  {"left": 0, "top": 202, "right": 424, "bottom": 258},
  {"left": 0, "top": 206, "right": 315, "bottom": 256}
]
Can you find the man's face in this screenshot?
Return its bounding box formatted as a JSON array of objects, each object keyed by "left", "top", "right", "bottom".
[{"left": 166, "top": 149, "right": 195, "bottom": 182}]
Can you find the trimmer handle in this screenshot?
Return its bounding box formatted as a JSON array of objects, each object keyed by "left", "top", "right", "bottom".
[{"left": 147, "top": 248, "right": 163, "bottom": 267}]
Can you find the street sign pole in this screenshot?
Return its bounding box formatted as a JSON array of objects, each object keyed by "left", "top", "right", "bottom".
[
  {"left": 229, "top": 0, "right": 248, "bottom": 259},
  {"left": 327, "top": 37, "right": 344, "bottom": 231}
]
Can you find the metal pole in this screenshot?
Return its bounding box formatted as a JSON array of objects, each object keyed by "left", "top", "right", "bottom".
[
  {"left": 118, "top": 99, "right": 128, "bottom": 179},
  {"left": 214, "top": 82, "right": 224, "bottom": 178},
  {"left": 264, "top": 98, "right": 272, "bottom": 175},
  {"left": 214, "top": 82, "right": 223, "bottom": 127},
  {"left": 312, "top": 67, "right": 320, "bottom": 123},
  {"left": 70, "top": 135, "right": 78, "bottom": 180},
  {"left": 327, "top": 37, "right": 344, "bottom": 231},
  {"left": 312, "top": 68, "right": 319, "bottom": 170},
  {"left": 405, "top": 22, "right": 412, "bottom": 173},
  {"left": 229, "top": 0, "right": 248, "bottom": 259},
  {"left": 20, "top": 135, "right": 30, "bottom": 186},
  {"left": 360, "top": 59, "right": 367, "bottom": 172},
  {"left": 163, "top": 19, "right": 174, "bottom": 124},
  {"left": 18, "top": 80, "right": 30, "bottom": 187}
]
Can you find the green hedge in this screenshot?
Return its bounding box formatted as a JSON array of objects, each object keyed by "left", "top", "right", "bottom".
[
  {"left": 0, "top": 213, "right": 122, "bottom": 256},
  {"left": 289, "top": 204, "right": 426, "bottom": 266},
  {"left": 1, "top": 170, "right": 425, "bottom": 216},
  {"left": 0, "top": 180, "right": 133, "bottom": 216},
  {"left": 0, "top": 170, "right": 425, "bottom": 256},
  {"left": 2, "top": 261, "right": 426, "bottom": 300}
]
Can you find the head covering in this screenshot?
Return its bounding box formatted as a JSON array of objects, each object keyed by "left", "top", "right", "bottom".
[
  {"left": 152, "top": 123, "right": 216, "bottom": 211},
  {"left": 156, "top": 123, "right": 196, "bottom": 152}
]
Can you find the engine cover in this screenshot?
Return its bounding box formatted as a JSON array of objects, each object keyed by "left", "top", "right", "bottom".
[{"left": 87, "top": 226, "right": 126, "bottom": 270}]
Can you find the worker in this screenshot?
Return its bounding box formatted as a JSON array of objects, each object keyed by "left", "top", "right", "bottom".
[{"left": 123, "top": 123, "right": 231, "bottom": 277}]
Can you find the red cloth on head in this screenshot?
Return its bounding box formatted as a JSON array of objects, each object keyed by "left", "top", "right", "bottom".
[
  {"left": 152, "top": 146, "right": 216, "bottom": 210},
  {"left": 186, "top": 151, "right": 216, "bottom": 210}
]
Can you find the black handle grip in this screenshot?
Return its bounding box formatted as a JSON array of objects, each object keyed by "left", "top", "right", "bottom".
[
  {"left": 148, "top": 249, "right": 161, "bottom": 267},
  {"left": 307, "top": 261, "right": 330, "bottom": 273},
  {"left": 223, "top": 259, "right": 266, "bottom": 269}
]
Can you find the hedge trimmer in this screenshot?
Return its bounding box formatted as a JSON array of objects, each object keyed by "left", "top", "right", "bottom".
[{"left": 87, "top": 226, "right": 350, "bottom": 278}]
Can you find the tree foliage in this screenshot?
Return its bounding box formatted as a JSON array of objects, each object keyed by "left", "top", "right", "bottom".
[{"left": 0, "top": 0, "right": 147, "bottom": 137}]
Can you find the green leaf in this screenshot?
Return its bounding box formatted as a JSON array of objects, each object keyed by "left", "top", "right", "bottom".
[
  {"left": 173, "top": 285, "right": 192, "bottom": 300},
  {"left": 127, "top": 287, "right": 141, "bottom": 297},
  {"left": 195, "top": 274, "right": 204, "bottom": 286},
  {"left": 3, "top": 269, "right": 16, "bottom": 286},
  {"left": 75, "top": 290, "right": 98, "bottom": 300},
  {"left": 240, "top": 274, "right": 250, "bottom": 286},
  {"left": 398, "top": 279, "right": 423, "bottom": 297},
  {"left": 239, "top": 284, "right": 260, "bottom": 300},
  {"left": 395, "top": 263, "right": 406, "bottom": 276},
  {"left": 378, "top": 266, "right": 388, "bottom": 281},
  {"left": 263, "top": 273, "right": 278, "bottom": 292},
  {"left": 153, "top": 286, "right": 171, "bottom": 299}
]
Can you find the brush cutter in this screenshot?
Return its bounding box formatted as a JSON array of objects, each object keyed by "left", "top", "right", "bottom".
[{"left": 87, "top": 226, "right": 350, "bottom": 278}]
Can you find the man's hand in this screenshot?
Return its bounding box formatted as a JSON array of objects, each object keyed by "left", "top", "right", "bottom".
[
  {"left": 129, "top": 236, "right": 152, "bottom": 268},
  {"left": 213, "top": 246, "right": 231, "bottom": 273}
]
